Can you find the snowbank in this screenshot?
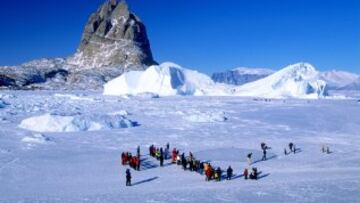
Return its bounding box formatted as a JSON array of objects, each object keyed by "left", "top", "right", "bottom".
[
  {"left": 104, "top": 62, "right": 230, "bottom": 97},
  {"left": 54, "top": 94, "right": 94, "bottom": 101},
  {"left": 234, "top": 63, "right": 327, "bottom": 99},
  {"left": 0, "top": 99, "right": 9, "bottom": 108},
  {"left": 22, "top": 133, "right": 51, "bottom": 144},
  {"left": 19, "top": 113, "right": 137, "bottom": 133}
]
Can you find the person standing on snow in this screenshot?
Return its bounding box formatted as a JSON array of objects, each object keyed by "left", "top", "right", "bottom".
[
  {"left": 137, "top": 146, "right": 140, "bottom": 158},
  {"left": 247, "top": 153, "right": 253, "bottom": 166},
  {"left": 172, "top": 148, "right": 177, "bottom": 163},
  {"left": 243, "top": 168, "right": 248, "bottom": 180},
  {"left": 226, "top": 166, "right": 233, "bottom": 180},
  {"left": 160, "top": 154, "right": 164, "bottom": 167},
  {"left": 262, "top": 148, "right": 267, "bottom": 161},
  {"left": 126, "top": 169, "right": 132, "bottom": 186},
  {"left": 215, "top": 167, "right": 222, "bottom": 181},
  {"left": 289, "top": 142, "right": 294, "bottom": 153}
]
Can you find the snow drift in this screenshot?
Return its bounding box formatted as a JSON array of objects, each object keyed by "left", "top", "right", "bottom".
[
  {"left": 22, "top": 133, "right": 51, "bottom": 144},
  {"left": 104, "top": 62, "right": 230, "bottom": 96},
  {"left": 19, "top": 113, "right": 137, "bottom": 133},
  {"left": 104, "top": 62, "right": 328, "bottom": 99},
  {"left": 234, "top": 63, "right": 327, "bottom": 99}
]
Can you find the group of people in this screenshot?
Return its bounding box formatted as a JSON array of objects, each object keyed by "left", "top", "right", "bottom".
[
  {"left": 149, "top": 143, "right": 170, "bottom": 167},
  {"left": 171, "top": 150, "right": 234, "bottom": 182},
  {"left": 124, "top": 140, "right": 319, "bottom": 186},
  {"left": 121, "top": 152, "right": 140, "bottom": 171},
  {"left": 284, "top": 142, "right": 297, "bottom": 155},
  {"left": 322, "top": 145, "right": 331, "bottom": 154}
]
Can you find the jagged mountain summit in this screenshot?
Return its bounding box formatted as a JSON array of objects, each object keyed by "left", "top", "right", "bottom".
[
  {"left": 212, "top": 67, "right": 274, "bottom": 85},
  {"left": 0, "top": 0, "right": 156, "bottom": 90},
  {"left": 67, "top": 0, "right": 156, "bottom": 68}
]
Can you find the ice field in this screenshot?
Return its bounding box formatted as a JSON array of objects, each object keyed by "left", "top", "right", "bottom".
[{"left": 0, "top": 91, "right": 360, "bottom": 202}]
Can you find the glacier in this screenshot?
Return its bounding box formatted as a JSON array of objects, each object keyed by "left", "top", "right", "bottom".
[{"left": 104, "top": 62, "right": 328, "bottom": 99}]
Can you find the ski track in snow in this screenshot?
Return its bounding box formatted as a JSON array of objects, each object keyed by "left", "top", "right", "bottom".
[{"left": 0, "top": 91, "right": 359, "bottom": 202}]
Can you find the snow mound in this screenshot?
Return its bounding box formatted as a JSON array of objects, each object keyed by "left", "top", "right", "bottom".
[
  {"left": 22, "top": 133, "right": 51, "bottom": 144},
  {"left": 104, "top": 62, "right": 230, "bottom": 96},
  {"left": 19, "top": 113, "right": 137, "bottom": 133},
  {"left": 183, "top": 111, "right": 227, "bottom": 123},
  {"left": 54, "top": 94, "right": 94, "bottom": 101},
  {"left": 234, "top": 63, "right": 327, "bottom": 99},
  {"left": 0, "top": 99, "right": 7, "bottom": 108}
]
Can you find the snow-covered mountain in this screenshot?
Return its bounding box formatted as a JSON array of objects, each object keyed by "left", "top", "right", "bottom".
[
  {"left": 104, "top": 62, "right": 328, "bottom": 99},
  {"left": 212, "top": 67, "right": 274, "bottom": 85},
  {"left": 234, "top": 63, "right": 327, "bottom": 99},
  {"left": 0, "top": 0, "right": 155, "bottom": 90},
  {"left": 339, "top": 77, "right": 360, "bottom": 90},
  {"left": 319, "top": 70, "right": 359, "bottom": 89}
]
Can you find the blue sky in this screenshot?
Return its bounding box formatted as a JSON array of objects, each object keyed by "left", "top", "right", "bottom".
[{"left": 0, "top": 0, "right": 359, "bottom": 74}]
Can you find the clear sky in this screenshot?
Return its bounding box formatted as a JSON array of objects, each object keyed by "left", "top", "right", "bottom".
[{"left": 0, "top": 0, "right": 359, "bottom": 74}]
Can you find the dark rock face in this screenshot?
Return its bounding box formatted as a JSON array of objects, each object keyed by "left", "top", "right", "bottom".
[
  {"left": 68, "top": 0, "right": 156, "bottom": 68},
  {"left": 0, "top": 0, "right": 157, "bottom": 90}
]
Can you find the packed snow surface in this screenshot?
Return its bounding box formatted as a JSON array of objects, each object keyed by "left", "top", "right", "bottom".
[
  {"left": 0, "top": 91, "right": 359, "bottom": 202},
  {"left": 104, "top": 62, "right": 328, "bottom": 99},
  {"left": 19, "top": 113, "right": 136, "bottom": 132}
]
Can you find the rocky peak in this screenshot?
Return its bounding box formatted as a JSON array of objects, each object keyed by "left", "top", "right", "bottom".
[{"left": 68, "top": 0, "right": 156, "bottom": 68}]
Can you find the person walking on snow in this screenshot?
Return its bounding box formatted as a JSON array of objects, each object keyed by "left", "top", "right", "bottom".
[
  {"left": 126, "top": 169, "right": 131, "bottom": 186},
  {"left": 226, "top": 166, "right": 233, "bottom": 180}
]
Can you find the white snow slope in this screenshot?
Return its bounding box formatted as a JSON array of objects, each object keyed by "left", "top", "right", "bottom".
[
  {"left": 234, "top": 63, "right": 327, "bottom": 99},
  {"left": 319, "top": 70, "right": 359, "bottom": 89},
  {"left": 0, "top": 91, "right": 359, "bottom": 203},
  {"left": 104, "top": 62, "right": 328, "bottom": 99}
]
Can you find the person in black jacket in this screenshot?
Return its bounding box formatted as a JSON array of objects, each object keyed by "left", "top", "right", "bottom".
[
  {"left": 160, "top": 154, "right": 164, "bottom": 167},
  {"left": 226, "top": 166, "right": 233, "bottom": 180},
  {"left": 126, "top": 169, "right": 131, "bottom": 186}
]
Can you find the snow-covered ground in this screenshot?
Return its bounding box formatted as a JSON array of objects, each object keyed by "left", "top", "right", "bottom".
[{"left": 0, "top": 91, "right": 360, "bottom": 202}]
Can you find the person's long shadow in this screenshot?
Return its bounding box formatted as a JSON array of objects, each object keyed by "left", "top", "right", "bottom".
[
  {"left": 257, "top": 171, "right": 270, "bottom": 180},
  {"left": 231, "top": 173, "right": 244, "bottom": 180},
  {"left": 140, "top": 157, "right": 158, "bottom": 171},
  {"left": 294, "top": 148, "right": 302, "bottom": 154},
  {"left": 132, "top": 176, "right": 159, "bottom": 186},
  {"left": 253, "top": 154, "right": 277, "bottom": 164}
]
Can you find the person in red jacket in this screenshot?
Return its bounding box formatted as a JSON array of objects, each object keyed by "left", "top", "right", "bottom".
[
  {"left": 243, "top": 168, "right": 249, "bottom": 180},
  {"left": 134, "top": 156, "right": 140, "bottom": 171},
  {"left": 172, "top": 148, "right": 177, "bottom": 163},
  {"left": 205, "top": 166, "right": 213, "bottom": 181},
  {"left": 121, "top": 152, "right": 126, "bottom": 165}
]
